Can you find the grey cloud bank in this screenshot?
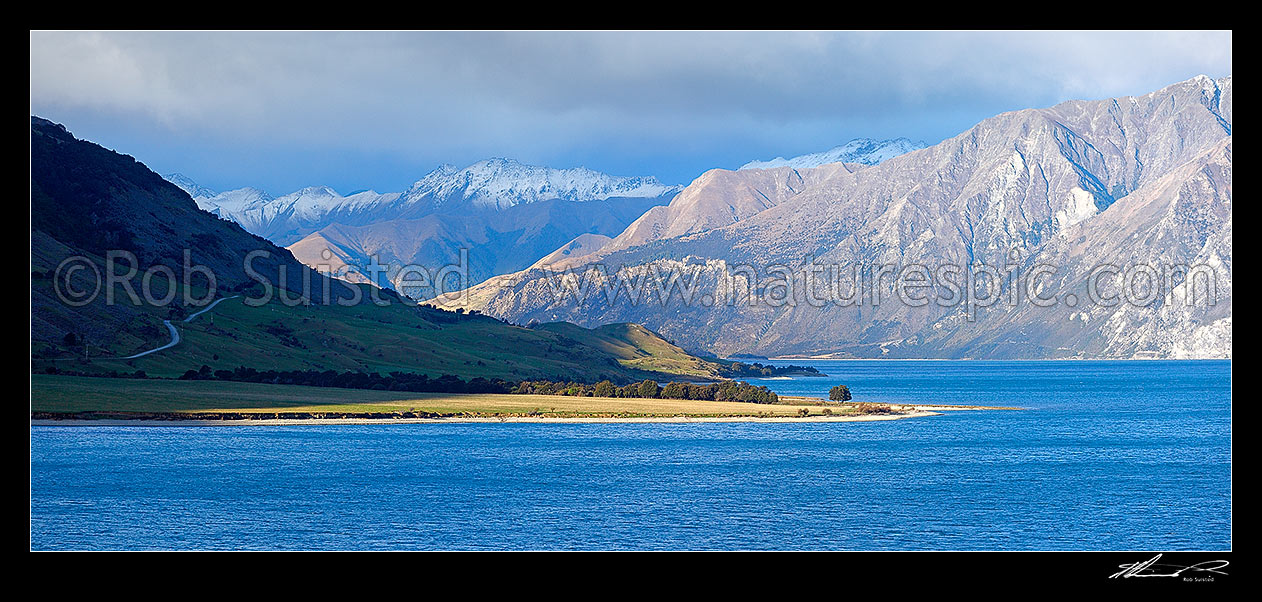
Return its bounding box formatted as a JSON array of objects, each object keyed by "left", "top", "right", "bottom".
[{"left": 30, "top": 30, "right": 1232, "bottom": 193}]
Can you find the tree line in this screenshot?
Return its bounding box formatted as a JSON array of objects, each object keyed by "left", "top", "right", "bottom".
[
  {"left": 43, "top": 366, "right": 790, "bottom": 405},
  {"left": 513, "top": 379, "right": 780, "bottom": 404},
  {"left": 176, "top": 365, "right": 516, "bottom": 393},
  {"left": 718, "top": 361, "right": 821, "bottom": 378}
]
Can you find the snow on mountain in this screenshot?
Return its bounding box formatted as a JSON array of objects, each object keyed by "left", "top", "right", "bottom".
[
  {"left": 272, "top": 186, "right": 352, "bottom": 220},
  {"left": 162, "top": 173, "right": 217, "bottom": 200},
  {"left": 190, "top": 187, "right": 277, "bottom": 235},
  {"left": 460, "top": 76, "right": 1232, "bottom": 360},
  {"left": 163, "top": 160, "right": 678, "bottom": 247},
  {"left": 739, "top": 138, "right": 926, "bottom": 170},
  {"left": 192, "top": 186, "right": 268, "bottom": 215},
  {"left": 212, "top": 188, "right": 399, "bottom": 244},
  {"left": 401, "top": 158, "right": 682, "bottom": 211}
]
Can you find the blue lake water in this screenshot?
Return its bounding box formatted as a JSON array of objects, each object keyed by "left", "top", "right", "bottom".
[{"left": 30, "top": 360, "right": 1231, "bottom": 550}]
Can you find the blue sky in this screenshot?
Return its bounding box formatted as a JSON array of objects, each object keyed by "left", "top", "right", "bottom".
[{"left": 30, "top": 31, "right": 1232, "bottom": 195}]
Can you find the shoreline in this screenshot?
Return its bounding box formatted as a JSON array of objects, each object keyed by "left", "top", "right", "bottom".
[
  {"left": 31, "top": 410, "right": 946, "bottom": 427},
  {"left": 764, "top": 356, "right": 1231, "bottom": 362}
]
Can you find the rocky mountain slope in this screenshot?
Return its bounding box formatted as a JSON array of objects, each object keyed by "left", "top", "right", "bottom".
[
  {"left": 31, "top": 116, "right": 330, "bottom": 356},
  {"left": 31, "top": 117, "right": 725, "bottom": 383},
  {"left": 449, "top": 76, "right": 1232, "bottom": 359},
  {"left": 169, "top": 159, "right": 681, "bottom": 291},
  {"left": 285, "top": 195, "right": 669, "bottom": 293}
]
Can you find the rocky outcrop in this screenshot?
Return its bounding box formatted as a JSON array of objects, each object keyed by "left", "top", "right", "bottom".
[{"left": 452, "top": 76, "right": 1233, "bottom": 359}]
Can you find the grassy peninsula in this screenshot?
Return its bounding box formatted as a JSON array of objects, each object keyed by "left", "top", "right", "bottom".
[{"left": 31, "top": 374, "right": 941, "bottom": 422}]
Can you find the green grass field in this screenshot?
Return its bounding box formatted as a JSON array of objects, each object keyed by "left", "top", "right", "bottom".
[
  {"left": 31, "top": 374, "right": 861, "bottom": 418},
  {"left": 32, "top": 292, "right": 698, "bottom": 382},
  {"left": 33, "top": 230, "right": 750, "bottom": 386},
  {"left": 534, "top": 322, "right": 730, "bottom": 378}
]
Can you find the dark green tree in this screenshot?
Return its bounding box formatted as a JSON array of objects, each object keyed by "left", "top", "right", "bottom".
[
  {"left": 829, "top": 385, "right": 852, "bottom": 401},
  {"left": 661, "top": 382, "right": 688, "bottom": 399}
]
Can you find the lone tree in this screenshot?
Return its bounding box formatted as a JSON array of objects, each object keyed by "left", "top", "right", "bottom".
[{"left": 829, "top": 385, "right": 852, "bottom": 402}]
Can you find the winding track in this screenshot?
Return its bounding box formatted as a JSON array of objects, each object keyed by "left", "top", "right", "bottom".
[
  {"left": 183, "top": 295, "right": 238, "bottom": 323},
  {"left": 121, "top": 296, "right": 240, "bottom": 360},
  {"left": 122, "top": 320, "right": 180, "bottom": 359}
]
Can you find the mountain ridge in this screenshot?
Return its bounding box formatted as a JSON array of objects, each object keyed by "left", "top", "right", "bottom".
[
  {"left": 447, "top": 75, "right": 1232, "bottom": 360},
  {"left": 739, "top": 137, "right": 926, "bottom": 170},
  {"left": 167, "top": 160, "right": 683, "bottom": 292},
  {"left": 168, "top": 159, "right": 682, "bottom": 246},
  {"left": 31, "top": 117, "right": 732, "bottom": 384}
]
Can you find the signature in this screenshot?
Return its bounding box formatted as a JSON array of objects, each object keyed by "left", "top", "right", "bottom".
[{"left": 1109, "top": 554, "right": 1229, "bottom": 579}]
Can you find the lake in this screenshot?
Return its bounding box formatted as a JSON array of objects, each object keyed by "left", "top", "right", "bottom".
[{"left": 29, "top": 360, "right": 1231, "bottom": 550}]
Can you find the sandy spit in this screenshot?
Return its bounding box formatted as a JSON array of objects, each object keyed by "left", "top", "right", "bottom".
[{"left": 31, "top": 410, "right": 943, "bottom": 427}]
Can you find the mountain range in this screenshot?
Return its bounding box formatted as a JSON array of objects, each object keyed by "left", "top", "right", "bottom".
[
  {"left": 446, "top": 75, "right": 1232, "bottom": 360},
  {"left": 168, "top": 159, "right": 683, "bottom": 291},
  {"left": 31, "top": 117, "right": 741, "bottom": 383},
  {"left": 171, "top": 139, "right": 923, "bottom": 293}
]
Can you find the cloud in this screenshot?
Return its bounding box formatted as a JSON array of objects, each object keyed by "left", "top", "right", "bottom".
[{"left": 30, "top": 30, "right": 1232, "bottom": 191}]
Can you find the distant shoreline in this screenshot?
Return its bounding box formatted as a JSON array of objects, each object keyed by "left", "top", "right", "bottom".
[
  {"left": 764, "top": 356, "right": 1232, "bottom": 362},
  {"left": 31, "top": 410, "right": 945, "bottom": 427},
  {"left": 30, "top": 374, "right": 1020, "bottom": 427},
  {"left": 30, "top": 404, "right": 1024, "bottom": 427}
]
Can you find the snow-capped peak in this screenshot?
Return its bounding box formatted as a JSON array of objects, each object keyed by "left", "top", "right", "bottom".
[
  {"left": 402, "top": 158, "right": 681, "bottom": 211},
  {"left": 201, "top": 187, "right": 273, "bottom": 209},
  {"left": 163, "top": 173, "right": 217, "bottom": 200},
  {"left": 171, "top": 158, "right": 676, "bottom": 245},
  {"left": 739, "top": 137, "right": 927, "bottom": 171},
  {"left": 271, "top": 186, "right": 349, "bottom": 219}
]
